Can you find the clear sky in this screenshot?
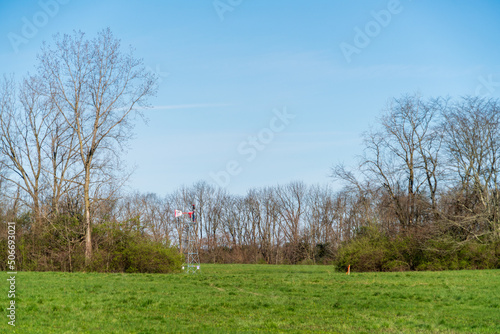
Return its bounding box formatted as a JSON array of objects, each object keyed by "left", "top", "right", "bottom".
[{"left": 1, "top": 0, "right": 500, "bottom": 195}]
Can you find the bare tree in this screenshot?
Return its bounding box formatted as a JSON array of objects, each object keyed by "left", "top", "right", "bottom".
[
  {"left": 442, "top": 97, "right": 500, "bottom": 241},
  {"left": 45, "top": 103, "right": 81, "bottom": 216},
  {"left": 275, "top": 181, "right": 306, "bottom": 263},
  {"left": 306, "top": 184, "right": 337, "bottom": 257},
  {"left": 0, "top": 75, "right": 54, "bottom": 225},
  {"left": 356, "top": 95, "right": 444, "bottom": 230},
  {"left": 192, "top": 180, "right": 214, "bottom": 244},
  {"left": 37, "top": 29, "right": 157, "bottom": 263}
]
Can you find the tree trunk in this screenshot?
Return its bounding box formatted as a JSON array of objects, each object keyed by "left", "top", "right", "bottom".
[{"left": 84, "top": 167, "right": 92, "bottom": 265}]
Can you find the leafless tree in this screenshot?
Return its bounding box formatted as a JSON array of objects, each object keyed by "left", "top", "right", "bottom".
[
  {"left": 275, "top": 181, "right": 306, "bottom": 263},
  {"left": 45, "top": 105, "right": 82, "bottom": 216},
  {"left": 36, "top": 29, "right": 157, "bottom": 263},
  {"left": 441, "top": 97, "right": 500, "bottom": 241},
  {"left": 355, "top": 95, "right": 444, "bottom": 229},
  {"left": 0, "top": 75, "right": 53, "bottom": 225},
  {"left": 306, "top": 185, "right": 337, "bottom": 253}
]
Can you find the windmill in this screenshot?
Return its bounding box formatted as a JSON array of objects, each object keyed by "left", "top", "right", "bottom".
[{"left": 175, "top": 204, "right": 200, "bottom": 273}]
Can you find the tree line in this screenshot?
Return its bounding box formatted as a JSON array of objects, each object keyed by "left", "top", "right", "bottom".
[
  {"left": 332, "top": 95, "right": 500, "bottom": 270},
  {"left": 0, "top": 29, "right": 499, "bottom": 272}
]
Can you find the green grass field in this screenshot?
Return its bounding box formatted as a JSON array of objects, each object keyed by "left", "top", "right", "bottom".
[{"left": 1, "top": 265, "right": 499, "bottom": 333}]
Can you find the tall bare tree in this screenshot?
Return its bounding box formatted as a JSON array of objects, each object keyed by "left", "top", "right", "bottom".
[
  {"left": 276, "top": 181, "right": 306, "bottom": 263},
  {"left": 358, "top": 95, "right": 444, "bottom": 229},
  {"left": 45, "top": 103, "right": 81, "bottom": 216},
  {"left": 37, "top": 29, "right": 157, "bottom": 263},
  {"left": 442, "top": 97, "right": 500, "bottom": 241},
  {"left": 0, "top": 75, "right": 55, "bottom": 225}
]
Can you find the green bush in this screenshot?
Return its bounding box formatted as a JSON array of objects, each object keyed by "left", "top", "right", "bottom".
[
  {"left": 418, "top": 238, "right": 500, "bottom": 271},
  {"left": 91, "top": 222, "right": 184, "bottom": 273},
  {"left": 336, "top": 225, "right": 500, "bottom": 272},
  {"left": 383, "top": 260, "right": 410, "bottom": 272},
  {"left": 335, "top": 225, "right": 389, "bottom": 272},
  {"left": 122, "top": 240, "right": 184, "bottom": 273}
]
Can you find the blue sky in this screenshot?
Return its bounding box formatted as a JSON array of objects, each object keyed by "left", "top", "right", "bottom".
[{"left": 1, "top": 0, "right": 500, "bottom": 195}]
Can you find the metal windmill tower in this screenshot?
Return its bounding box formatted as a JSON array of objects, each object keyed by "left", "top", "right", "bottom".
[{"left": 176, "top": 204, "right": 200, "bottom": 274}]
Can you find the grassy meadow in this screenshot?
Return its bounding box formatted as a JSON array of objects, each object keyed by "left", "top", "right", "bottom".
[{"left": 1, "top": 265, "right": 499, "bottom": 333}]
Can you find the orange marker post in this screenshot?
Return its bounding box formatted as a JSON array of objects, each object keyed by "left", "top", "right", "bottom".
[{"left": 347, "top": 265, "right": 350, "bottom": 275}]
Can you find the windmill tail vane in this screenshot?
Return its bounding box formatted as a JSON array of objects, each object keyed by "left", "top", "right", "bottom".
[
  {"left": 174, "top": 209, "right": 194, "bottom": 220},
  {"left": 175, "top": 204, "right": 196, "bottom": 221}
]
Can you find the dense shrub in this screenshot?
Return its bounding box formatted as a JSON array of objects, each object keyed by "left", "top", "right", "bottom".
[
  {"left": 122, "top": 240, "right": 183, "bottom": 273},
  {"left": 335, "top": 225, "right": 389, "bottom": 272},
  {"left": 416, "top": 239, "right": 500, "bottom": 271},
  {"left": 0, "top": 216, "right": 183, "bottom": 273},
  {"left": 90, "top": 222, "right": 183, "bottom": 273},
  {"left": 335, "top": 225, "right": 500, "bottom": 272}
]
